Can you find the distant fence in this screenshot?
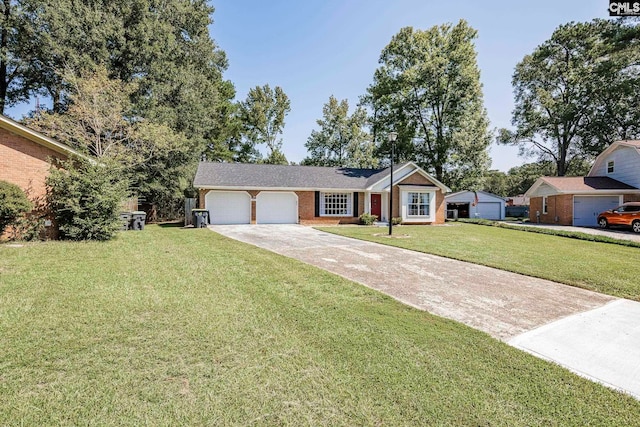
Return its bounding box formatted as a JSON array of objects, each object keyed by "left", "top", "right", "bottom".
[
  {"left": 505, "top": 206, "right": 529, "bottom": 218},
  {"left": 121, "top": 196, "right": 138, "bottom": 212},
  {"left": 184, "top": 198, "right": 197, "bottom": 226}
]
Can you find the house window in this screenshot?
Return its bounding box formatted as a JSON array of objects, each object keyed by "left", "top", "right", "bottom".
[
  {"left": 407, "top": 192, "right": 430, "bottom": 216},
  {"left": 542, "top": 196, "right": 548, "bottom": 214},
  {"left": 320, "top": 192, "right": 352, "bottom": 216},
  {"left": 607, "top": 160, "right": 614, "bottom": 174}
]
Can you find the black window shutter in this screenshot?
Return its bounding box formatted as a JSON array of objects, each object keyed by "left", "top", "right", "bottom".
[
  {"left": 315, "top": 191, "right": 320, "bottom": 217},
  {"left": 353, "top": 192, "right": 359, "bottom": 217}
]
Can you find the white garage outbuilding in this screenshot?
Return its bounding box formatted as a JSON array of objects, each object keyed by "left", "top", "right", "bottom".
[
  {"left": 205, "top": 191, "right": 251, "bottom": 225},
  {"left": 445, "top": 191, "right": 505, "bottom": 220},
  {"left": 256, "top": 192, "right": 298, "bottom": 224}
]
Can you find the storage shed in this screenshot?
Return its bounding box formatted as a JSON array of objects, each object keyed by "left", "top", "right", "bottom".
[{"left": 445, "top": 190, "right": 505, "bottom": 220}]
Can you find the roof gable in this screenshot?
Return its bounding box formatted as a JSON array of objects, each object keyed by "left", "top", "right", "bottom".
[
  {"left": 365, "top": 161, "right": 451, "bottom": 192},
  {"left": 588, "top": 140, "right": 640, "bottom": 177}
]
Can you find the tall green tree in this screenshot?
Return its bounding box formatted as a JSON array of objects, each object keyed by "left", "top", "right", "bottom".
[
  {"left": 6, "top": 0, "right": 235, "bottom": 155},
  {"left": 303, "top": 96, "right": 378, "bottom": 168},
  {"left": 0, "top": 0, "right": 36, "bottom": 114},
  {"left": 364, "top": 21, "right": 491, "bottom": 189},
  {"left": 499, "top": 19, "right": 640, "bottom": 176},
  {"left": 239, "top": 84, "right": 291, "bottom": 162},
  {"left": 27, "top": 68, "right": 194, "bottom": 219}
]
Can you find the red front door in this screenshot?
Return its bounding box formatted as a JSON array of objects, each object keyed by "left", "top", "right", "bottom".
[{"left": 371, "top": 194, "right": 381, "bottom": 218}]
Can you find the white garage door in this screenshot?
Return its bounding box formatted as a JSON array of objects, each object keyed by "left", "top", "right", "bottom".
[
  {"left": 256, "top": 192, "right": 298, "bottom": 224},
  {"left": 205, "top": 191, "right": 251, "bottom": 225},
  {"left": 476, "top": 202, "right": 502, "bottom": 220},
  {"left": 573, "top": 196, "right": 620, "bottom": 226}
]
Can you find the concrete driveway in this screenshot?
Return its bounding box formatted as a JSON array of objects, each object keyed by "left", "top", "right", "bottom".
[{"left": 210, "top": 224, "right": 640, "bottom": 398}]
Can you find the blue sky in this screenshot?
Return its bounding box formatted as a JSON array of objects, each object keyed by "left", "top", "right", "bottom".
[
  {"left": 209, "top": 0, "right": 607, "bottom": 170},
  {"left": 7, "top": 0, "right": 609, "bottom": 171}
]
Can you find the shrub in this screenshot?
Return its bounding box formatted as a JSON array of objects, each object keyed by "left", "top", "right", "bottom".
[
  {"left": 359, "top": 213, "right": 378, "bottom": 225},
  {"left": 392, "top": 217, "right": 402, "bottom": 226},
  {"left": 0, "top": 181, "right": 32, "bottom": 236},
  {"left": 46, "top": 159, "right": 128, "bottom": 241},
  {"left": 10, "top": 216, "right": 45, "bottom": 241}
]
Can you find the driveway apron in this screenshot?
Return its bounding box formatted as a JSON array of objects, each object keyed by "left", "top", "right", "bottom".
[{"left": 210, "top": 224, "right": 640, "bottom": 398}]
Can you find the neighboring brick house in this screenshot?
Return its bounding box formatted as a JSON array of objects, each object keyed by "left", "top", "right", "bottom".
[
  {"left": 0, "top": 114, "right": 84, "bottom": 201},
  {"left": 193, "top": 161, "right": 451, "bottom": 225},
  {"left": 525, "top": 141, "right": 640, "bottom": 226}
]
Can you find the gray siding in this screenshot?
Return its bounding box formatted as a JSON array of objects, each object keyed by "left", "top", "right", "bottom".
[{"left": 591, "top": 146, "right": 640, "bottom": 188}]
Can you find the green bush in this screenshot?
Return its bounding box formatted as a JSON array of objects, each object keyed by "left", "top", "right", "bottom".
[
  {"left": 359, "top": 213, "right": 378, "bottom": 225},
  {"left": 391, "top": 217, "right": 402, "bottom": 225},
  {"left": 46, "top": 159, "right": 128, "bottom": 241},
  {"left": 0, "top": 181, "right": 32, "bottom": 236}
]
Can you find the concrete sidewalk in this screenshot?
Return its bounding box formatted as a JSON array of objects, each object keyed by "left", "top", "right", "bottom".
[
  {"left": 510, "top": 299, "right": 640, "bottom": 399},
  {"left": 210, "top": 224, "right": 640, "bottom": 398}
]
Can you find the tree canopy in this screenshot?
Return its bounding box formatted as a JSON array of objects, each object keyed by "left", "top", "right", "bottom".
[
  {"left": 364, "top": 20, "right": 491, "bottom": 190},
  {"left": 27, "top": 68, "right": 194, "bottom": 219},
  {"left": 500, "top": 19, "right": 640, "bottom": 176},
  {"left": 2, "top": 0, "right": 235, "bottom": 151},
  {"left": 239, "top": 84, "right": 291, "bottom": 164},
  {"left": 303, "top": 96, "right": 377, "bottom": 168}
]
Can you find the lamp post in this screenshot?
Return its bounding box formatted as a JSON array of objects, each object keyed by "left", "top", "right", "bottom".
[{"left": 388, "top": 131, "right": 397, "bottom": 236}]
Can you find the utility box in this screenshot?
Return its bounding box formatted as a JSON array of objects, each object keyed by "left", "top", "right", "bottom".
[
  {"left": 131, "top": 211, "right": 147, "bottom": 231},
  {"left": 192, "top": 209, "right": 210, "bottom": 228}
]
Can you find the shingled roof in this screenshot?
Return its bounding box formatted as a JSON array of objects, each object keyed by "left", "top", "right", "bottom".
[
  {"left": 525, "top": 175, "right": 640, "bottom": 197},
  {"left": 194, "top": 162, "right": 409, "bottom": 190},
  {"left": 540, "top": 176, "right": 637, "bottom": 191}
]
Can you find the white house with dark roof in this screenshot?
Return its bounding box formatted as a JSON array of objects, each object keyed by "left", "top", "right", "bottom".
[
  {"left": 193, "top": 161, "right": 451, "bottom": 225},
  {"left": 525, "top": 141, "right": 640, "bottom": 226}
]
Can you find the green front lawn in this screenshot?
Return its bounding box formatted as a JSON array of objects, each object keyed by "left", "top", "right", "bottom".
[
  {"left": 1, "top": 225, "right": 639, "bottom": 425},
  {"left": 319, "top": 223, "right": 640, "bottom": 300}
]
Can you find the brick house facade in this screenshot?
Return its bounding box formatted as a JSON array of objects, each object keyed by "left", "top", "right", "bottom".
[
  {"left": 0, "top": 115, "right": 84, "bottom": 199},
  {"left": 0, "top": 115, "right": 86, "bottom": 239},
  {"left": 195, "top": 162, "right": 450, "bottom": 225},
  {"left": 525, "top": 141, "right": 640, "bottom": 226}
]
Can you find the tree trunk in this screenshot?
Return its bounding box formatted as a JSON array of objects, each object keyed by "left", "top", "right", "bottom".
[
  {"left": 435, "top": 164, "right": 443, "bottom": 181},
  {"left": 557, "top": 141, "right": 568, "bottom": 176},
  {"left": 0, "top": 0, "right": 10, "bottom": 115}
]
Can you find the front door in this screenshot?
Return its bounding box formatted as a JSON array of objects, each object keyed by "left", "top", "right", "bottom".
[{"left": 371, "top": 194, "right": 381, "bottom": 218}]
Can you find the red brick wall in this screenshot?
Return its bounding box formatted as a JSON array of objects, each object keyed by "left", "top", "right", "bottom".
[
  {"left": 298, "top": 190, "right": 360, "bottom": 225},
  {"left": 197, "top": 189, "right": 361, "bottom": 225},
  {"left": 434, "top": 191, "right": 445, "bottom": 224},
  {"left": 0, "top": 128, "right": 67, "bottom": 199},
  {"left": 529, "top": 195, "right": 573, "bottom": 225}
]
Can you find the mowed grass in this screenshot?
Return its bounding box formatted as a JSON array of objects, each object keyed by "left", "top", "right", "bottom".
[
  {"left": 319, "top": 223, "right": 640, "bottom": 300},
  {"left": 1, "top": 225, "right": 639, "bottom": 425}
]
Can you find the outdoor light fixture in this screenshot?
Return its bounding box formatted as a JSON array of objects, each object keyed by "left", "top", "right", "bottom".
[{"left": 388, "top": 131, "right": 398, "bottom": 236}]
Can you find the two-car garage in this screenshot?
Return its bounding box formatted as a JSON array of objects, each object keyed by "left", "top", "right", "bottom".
[{"left": 204, "top": 191, "right": 298, "bottom": 225}]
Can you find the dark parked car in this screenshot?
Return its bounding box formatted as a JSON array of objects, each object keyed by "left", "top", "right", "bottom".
[{"left": 597, "top": 202, "right": 640, "bottom": 233}]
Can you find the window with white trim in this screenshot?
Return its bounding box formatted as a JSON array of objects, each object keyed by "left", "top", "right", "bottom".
[
  {"left": 542, "top": 196, "right": 548, "bottom": 214},
  {"left": 320, "top": 192, "right": 352, "bottom": 216},
  {"left": 407, "top": 192, "right": 430, "bottom": 216},
  {"left": 607, "top": 160, "right": 614, "bottom": 174}
]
